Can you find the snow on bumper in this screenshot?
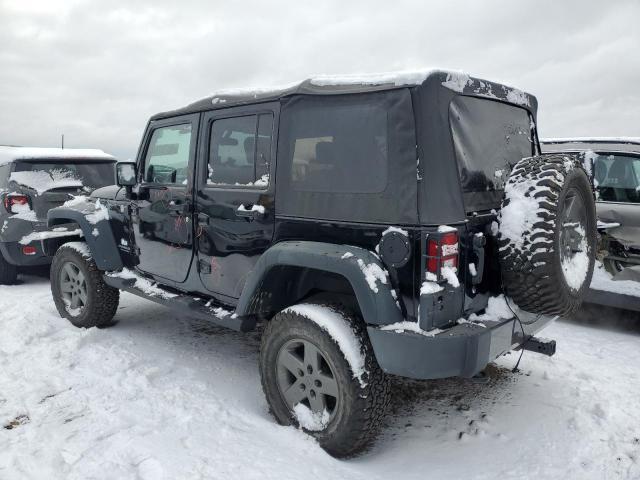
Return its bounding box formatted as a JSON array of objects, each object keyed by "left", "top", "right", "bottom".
[{"left": 367, "top": 313, "right": 555, "bottom": 380}]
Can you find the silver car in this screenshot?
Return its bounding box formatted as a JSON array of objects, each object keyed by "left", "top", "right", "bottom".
[{"left": 542, "top": 138, "right": 640, "bottom": 307}]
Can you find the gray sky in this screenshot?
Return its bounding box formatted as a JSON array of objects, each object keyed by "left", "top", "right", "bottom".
[{"left": 1, "top": 0, "right": 638, "bottom": 160}]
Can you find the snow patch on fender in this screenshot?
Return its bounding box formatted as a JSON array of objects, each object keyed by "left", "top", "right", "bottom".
[
  {"left": 356, "top": 258, "right": 388, "bottom": 293},
  {"left": 86, "top": 200, "right": 110, "bottom": 224},
  {"left": 20, "top": 228, "right": 83, "bottom": 245},
  {"left": 284, "top": 303, "right": 368, "bottom": 388},
  {"left": 63, "top": 241, "right": 91, "bottom": 258},
  {"left": 63, "top": 195, "right": 90, "bottom": 208}
]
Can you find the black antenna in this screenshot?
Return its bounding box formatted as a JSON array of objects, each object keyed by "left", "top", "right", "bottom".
[{"left": 61, "top": 134, "right": 64, "bottom": 149}]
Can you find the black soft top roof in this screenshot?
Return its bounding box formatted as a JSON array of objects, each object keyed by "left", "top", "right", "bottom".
[{"left": 151, "top": 69, "right": 538, "bottom": 120}]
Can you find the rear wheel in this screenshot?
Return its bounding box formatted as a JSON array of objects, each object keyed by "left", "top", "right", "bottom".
[
  {"left": 498, "top": 154, "right": 596, "bottom": 316},
  {"left": 0, "top": 250, "right": 18, "bottom": 285},
  {"left": 50, "top": 242, "right": 119, "bottom": 328},
  {"left": 259, "top": 303, "right": 390, "bottom": 458}
]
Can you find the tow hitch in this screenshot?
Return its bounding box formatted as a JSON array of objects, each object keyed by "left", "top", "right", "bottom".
[{"left": 515, "top": 335, "right": 556, "bottom": 357}]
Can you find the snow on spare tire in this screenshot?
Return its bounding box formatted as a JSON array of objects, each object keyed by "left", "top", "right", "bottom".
[{"left": 498, "top": 154, "right": 596, "bottom": 316}]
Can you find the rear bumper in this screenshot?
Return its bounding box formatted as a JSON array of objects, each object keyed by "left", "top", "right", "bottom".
[
  {"left": 367, "top": 312, "right": 555, "bottom": 380},
  {"left": 0, "top": 222, "right": 81, "bottom": 266},
  {"left": 0, "top": 241, "right": 51, "bottom": 266}
]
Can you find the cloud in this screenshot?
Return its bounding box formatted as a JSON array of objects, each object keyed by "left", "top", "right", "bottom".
[{"left": 0, "top": 0, "right": 638, "bottom": 159}]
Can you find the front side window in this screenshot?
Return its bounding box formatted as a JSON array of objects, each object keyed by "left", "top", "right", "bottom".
[
  {"left": 144, "top": 124, "right": 192, "bottom": 185},
  {"left": 208, "top": 113, "right": 273, "bottom": 187},
  {"left": 594, "top": 153, "right": 640, "bottom": 203}
]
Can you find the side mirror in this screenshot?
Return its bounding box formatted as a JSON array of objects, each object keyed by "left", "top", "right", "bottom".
[{"left": 116, "top": 162, "right": 137, "bottom": 187}]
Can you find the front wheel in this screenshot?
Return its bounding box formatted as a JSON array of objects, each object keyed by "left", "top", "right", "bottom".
[
  {"left": 50, "top": 242, "right": 120, "bottom": 328},
  {"left": 259, "top": 303, "right": 390, "bottom": 458}
]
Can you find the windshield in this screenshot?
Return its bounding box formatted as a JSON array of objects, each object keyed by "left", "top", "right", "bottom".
[
  {"left": 449, "top": 96, "right": 535, "bottom": 212},
  {"left": 594, "top": 153, "right": 640, "bottom": 203},
  {"left": 13, "top": 161, "right": 115, "bottom": 192}
]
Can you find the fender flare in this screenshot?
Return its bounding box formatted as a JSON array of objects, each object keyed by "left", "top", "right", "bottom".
[
  {"left": 48, "top": 201, "right": 123, "bottom": 271},
  {"left": 236, "top": 241, "right": 404, "bottom": 326}
]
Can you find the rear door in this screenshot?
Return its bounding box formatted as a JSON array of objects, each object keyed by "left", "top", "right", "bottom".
[
  {"left": 132, "top": 114, "right": 198, "bottom": 283},
  {"left": 194, "top": 103, "right": 278, "bottom": 299}
]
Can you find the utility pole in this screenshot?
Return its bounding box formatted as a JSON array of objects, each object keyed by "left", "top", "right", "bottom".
[{"left": 61, "top": 134, "right": 64, "bottom": 149}]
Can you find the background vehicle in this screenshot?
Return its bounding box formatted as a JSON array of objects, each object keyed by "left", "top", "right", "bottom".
[
  {"left": 0, "top": 146, "right": 116, "bottom": 284},
  {"left": 47, "top": 71, "right": 596, "bottom": 458},
  {"left": 542, "top": 138, "right": 640, "bottom": 310}
]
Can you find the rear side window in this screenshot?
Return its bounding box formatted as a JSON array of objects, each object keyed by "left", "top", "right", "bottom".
[
  {"left": 276, "top": 90, "right": 418, "bottom": 224},
  {"left": 208, "top": 113, "right": 273, "bottom": 187},
  {"left": 594, "top": 153, "right": 640, "bottom": 203},
  {"left": 288, "top": 104, "right": 388, "bottom": 193},
  {"left": 144, "top": 124, "right": 192, "bottom": 185},
  {"left": 449, "top": 96, "right": 534, "bottom": 211}
]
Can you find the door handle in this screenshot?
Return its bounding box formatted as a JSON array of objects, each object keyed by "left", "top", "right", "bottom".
[
  {"left": 236, "top": 204, "right": 264, "bottom": 220},
  {"left": 236, "top": 209, "right": 259, "bottom": 220}
]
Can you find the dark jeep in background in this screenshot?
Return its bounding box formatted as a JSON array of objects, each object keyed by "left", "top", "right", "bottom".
[
  {"left": 0, "top": 147, "right": 116, "bottom": 284},
  {"left": 46, "top": 70, "right": 596, "bottom": 458}
]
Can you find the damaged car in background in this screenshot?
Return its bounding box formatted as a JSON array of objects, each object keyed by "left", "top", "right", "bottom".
[
  {"left": 0, "top": 147, "right": 116, "bottom": 284},
  {"left": 542, "top": 137, "right": 640, "bottom": 308}
]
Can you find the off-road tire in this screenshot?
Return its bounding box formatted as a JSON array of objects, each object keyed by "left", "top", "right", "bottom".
[
  {"left": 260, "top": 303, "right": 390, "bottom": 458},
  {"left": 50, "top": 242, "right": 120, "bottom": 328},
  {"left": 498, "top": 154, "right": 596, "bottom": 316},
  {"left": 0, "top": 251, "right": 18, "bottom": 285}
]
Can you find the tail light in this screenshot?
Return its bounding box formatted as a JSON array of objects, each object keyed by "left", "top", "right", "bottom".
[
  {"left": 3, "top": 193, "right": 31, "bottom": 214},
  {"left": 22, "top": 246, "right": 37, "bottom": 256},
  {"left": 426, "top": 230, "right": 459, "bottom": 277}
]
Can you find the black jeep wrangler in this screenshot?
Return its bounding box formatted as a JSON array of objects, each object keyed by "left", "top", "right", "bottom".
[
  {"left": 47, "top": 70, "right": 596, "bottom": 458},
  {"left": 0, "top": 147, "right": 116, "bottom": 284}
]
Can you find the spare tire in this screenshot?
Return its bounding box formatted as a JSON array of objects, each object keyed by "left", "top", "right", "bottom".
[{"left": 498, "top": 154, "right": 596, "bottom": 316}]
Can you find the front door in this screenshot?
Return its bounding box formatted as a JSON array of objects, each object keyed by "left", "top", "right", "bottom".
[
  {"left": 194, "top": 103, "right": 278, "bottom": 299},
  {"left": 595, "top": 152, "right": 640, "bottom": 247},
  {"left": 132, "top": 114, "right": 198, "bottom": 283}
]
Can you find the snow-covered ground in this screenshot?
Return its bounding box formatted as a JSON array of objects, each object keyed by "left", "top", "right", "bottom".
[{"left": 1, "top": 275, "right": 639, "bottom": 480}]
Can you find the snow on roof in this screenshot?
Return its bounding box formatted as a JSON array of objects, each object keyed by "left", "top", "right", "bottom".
[
  {"left": 153, "top": 69, "right": 537, "bottom": 120},
  {"left": 0, "top": 146, "right": 115, "bottom": 166},
  {"left": 308, "top": 69, "right": 438, "bottom": 87},
  {"left": 541, "top": 137, "right": 640, "bottom": 145}
]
